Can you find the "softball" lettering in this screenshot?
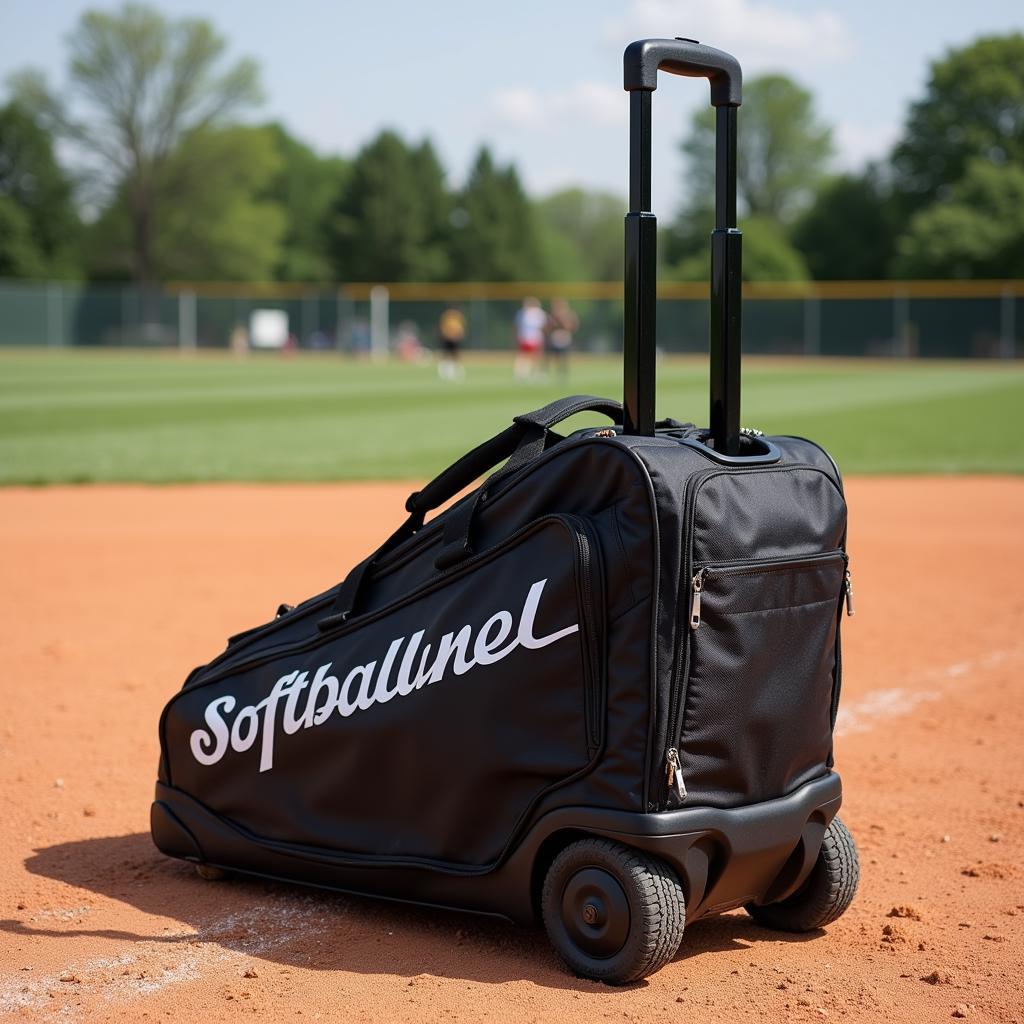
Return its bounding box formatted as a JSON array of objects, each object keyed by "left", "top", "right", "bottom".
[{"left": 189, "top": 578, "right": 577, "bottom": 772}]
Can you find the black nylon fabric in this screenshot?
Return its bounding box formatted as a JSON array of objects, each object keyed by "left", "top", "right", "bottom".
[
  {"left": 163, "top": 518, "right": 604, "bottom": 867},
  {"left": 155, "top": 411, "right": 850, "bottom": 871}
]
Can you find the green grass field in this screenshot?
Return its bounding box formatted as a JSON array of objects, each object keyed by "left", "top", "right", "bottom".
[{"left": 0, "top": 349, "right": 1021, "bottom": 483}]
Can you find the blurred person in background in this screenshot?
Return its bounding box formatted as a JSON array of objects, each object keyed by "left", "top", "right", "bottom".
[
  {"left": 545, "top": 297, "right": 579, "bottom": 381},
  {"left": 229, "top": 322, "right": 249, "bottom": 356},
  {"left": 350, "top": 318, "right": 371, "bottom": 357},
  {"left": 513, "top": 296, "right": 546, "bottom": 380},
  {"left": 395, "top": 320, "right": 425, "bottom": 362},
  {"left": 437, "top": 305, "right": 467, "bottom": 379}
]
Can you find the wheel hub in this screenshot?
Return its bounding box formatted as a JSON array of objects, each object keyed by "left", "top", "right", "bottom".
[{"left": 561, "top": 867, "right": 630, "bottom": 958}]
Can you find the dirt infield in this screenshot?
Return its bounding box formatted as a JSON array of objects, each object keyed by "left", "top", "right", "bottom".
[{"left": 1, "top": 478, "right": 1022, "bottom": 1023}]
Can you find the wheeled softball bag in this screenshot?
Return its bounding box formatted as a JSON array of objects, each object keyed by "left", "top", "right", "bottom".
[{"left": 152, "top": 38, "right": 860, "bottom": 983}]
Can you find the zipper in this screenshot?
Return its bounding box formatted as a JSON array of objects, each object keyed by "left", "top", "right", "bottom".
[
  {"left": 213, "top": 593, "right": 334, "bottom": 673},
  {"left": 665, "top": 746, "right": 686, "bottom": 800},
  {"left": 223, "top": 603, "right": 301, "bottom": 651},
  {"left": 844, "top": 567, "right": 855, "bottom": 616},
  {"left": 689, "top": 569, "right": 705, "bottom": 629},
  {"left": 659, "top": 467, "right": 718, "bottom": 803}
]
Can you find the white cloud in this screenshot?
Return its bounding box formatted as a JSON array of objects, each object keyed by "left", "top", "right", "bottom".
[
  {"left": 491, "top": 81, "right": 626, "bottom": 130},
  {"left": 834, "top": 119, "right": 901, "bottom": 171},
  {"left": 605, "top": 0, "right": 854, "bottom": 70},
  {"left": 492, "top": 87, "right": 544, "bottom": 127}
]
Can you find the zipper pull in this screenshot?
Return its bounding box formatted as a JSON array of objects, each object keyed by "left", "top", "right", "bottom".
[
  {"left": 689, "top": 569, "right": 705, "bottom": 629},
  {"left": 665, "top": 748, "right": 686, "bottom": 800},
  {"left": 844, "top": 568, "right": 855, "bottom": 616}
]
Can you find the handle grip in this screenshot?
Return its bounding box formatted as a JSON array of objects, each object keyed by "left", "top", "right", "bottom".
[{"left": 623, "top": 37, "right": 742, "bottom": 105}]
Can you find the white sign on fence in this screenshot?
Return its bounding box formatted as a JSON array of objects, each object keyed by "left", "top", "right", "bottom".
[{"left": 250, "top": 309, "right": 289, "bottom": 349}]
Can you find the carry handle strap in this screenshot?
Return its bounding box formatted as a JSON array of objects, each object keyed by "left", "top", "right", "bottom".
[
  {"left": 406, "top": 394, "right": 622, "bottom": 522},
  {"left": 321, "top": 395, "right": 622, "bottom": 627}
]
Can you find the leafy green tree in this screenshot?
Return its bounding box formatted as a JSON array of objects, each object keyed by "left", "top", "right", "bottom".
[
  {"left": 0, "top": 197, "right": 47, "bottom": 277},
  {"left": 892, "top": 160, "right": 1024, "bottom": 278},
  {"left": 679, "top": 74, "right": 832, "bottom": 226},
  {"left": 534, "top": 220, "right": 587, "bottom": 282},
  {"left": 892, "top": 34, "right": 1024, "bottom": 209},
  {"left": 327, "top": 131, "right": 452, "bottom": 282},
  {"left": 672, "top": 215, "right": 808, "bottom": 282},
  {"left": 536, "top": 187, "right": 624, "bottom": 281},
  {"left": 0, "top": 101, "right": 80, "bottom": 276},
  {"left": 449, "top": 147, "right": 545, "bottom": 281},
  {"left": 792, "top": 170, "right": 898, "bottom": 279},
  {"left": 261, "top": 123, "right": 349, "bottom": 281},
  {"left": 11, "top": 3, "right": 261, "bottom": 286},
  {"left": 86, "top": 125, "right": 286, "bottom": 281}
]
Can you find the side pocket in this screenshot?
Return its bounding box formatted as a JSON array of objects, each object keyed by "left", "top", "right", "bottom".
[
  {"left": 161, "top": 515, "right": 606, "bottom": 870},
  {"left": 678, "top": 552, "right": 845, "bottom": 808}
]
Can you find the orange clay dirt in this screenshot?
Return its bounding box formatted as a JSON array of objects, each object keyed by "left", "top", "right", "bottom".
[{"left": 0, "top": 478, "right": 1022, "bottom": 1023}]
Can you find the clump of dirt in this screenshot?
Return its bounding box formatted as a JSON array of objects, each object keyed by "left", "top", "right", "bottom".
[{"left": 887, "top": 905, "right": 923, "bottom": 920}]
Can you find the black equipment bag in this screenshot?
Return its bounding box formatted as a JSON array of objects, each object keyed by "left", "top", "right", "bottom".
[{"left": 153, "top": 38, "right": 856, "bottom": 982}]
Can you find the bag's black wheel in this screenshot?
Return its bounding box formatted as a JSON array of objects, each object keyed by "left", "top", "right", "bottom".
[
  {"left": 195, "top": 863, "right": 230, "bottom": 881},
  {"left": 541, "top": 837, "right": 685, "bottom": 984},
  {"left": 745, "top": 816, "right": 859, "bottom": 932}
]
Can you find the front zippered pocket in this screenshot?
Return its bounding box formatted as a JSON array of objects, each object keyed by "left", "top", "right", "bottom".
[
  {"left": 667, "top": 550, "right": 848, "bottom": 809},
  {"left": 161, "top": 514, "right": 607, "bottom": 870},
  {"left": 687, "top": 551, "right": 853, "bottom": 630}
]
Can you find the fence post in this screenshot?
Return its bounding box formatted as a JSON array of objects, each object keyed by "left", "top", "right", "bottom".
[
  {"left": 370, "top": 285, "right": 389, "bottom": 359},
  {"left": 178, "top": 289, "right": 197, "bottom": 350},
  {"left": 1000, "top": 285, "right": 1016, "bottom": 359}
]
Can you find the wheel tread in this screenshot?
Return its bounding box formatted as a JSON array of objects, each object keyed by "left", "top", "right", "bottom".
[
  {"left": 746, "top": 816, "right": 859, "bottom": 932},
  {"left": 542, "top": 837, "right": 685, "bottom": 983}
]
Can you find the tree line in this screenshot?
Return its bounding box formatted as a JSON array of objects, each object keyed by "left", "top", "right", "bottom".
[{"left": 1, "top": 3, "right": 1022, "bottom": 285}]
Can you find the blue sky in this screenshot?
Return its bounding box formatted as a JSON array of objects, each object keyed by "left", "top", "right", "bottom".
[{"left": 2, "top": 0, "right": 1022, "bottom": 216}]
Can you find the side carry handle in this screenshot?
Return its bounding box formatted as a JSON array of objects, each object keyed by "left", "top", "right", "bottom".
[
  {"left": 321, "top": 395, "right": 622, "bottom": 628},
  {"left": 622, "top": 38, "right": 743, "bottom": 455}
]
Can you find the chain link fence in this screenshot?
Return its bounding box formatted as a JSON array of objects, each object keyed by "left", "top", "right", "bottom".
[{"left": 0, "top": 279, "right": 1020, "bottom": 358}]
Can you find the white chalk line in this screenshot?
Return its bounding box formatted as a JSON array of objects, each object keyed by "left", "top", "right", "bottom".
[
  {"left": 835, "top": 644, "right": 1024, "bottom": 737},
  {"left": 0, "top": 898, "right": 332, "bottom": 1018}
]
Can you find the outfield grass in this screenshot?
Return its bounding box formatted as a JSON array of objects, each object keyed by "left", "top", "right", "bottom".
[{"left": 0, "top": 349, "right": 1021, "bottom": 483}]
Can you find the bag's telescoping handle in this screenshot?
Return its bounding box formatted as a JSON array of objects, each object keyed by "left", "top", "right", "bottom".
[{"left": 622, "top": 38, "right": 743, "bottom": 454}]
